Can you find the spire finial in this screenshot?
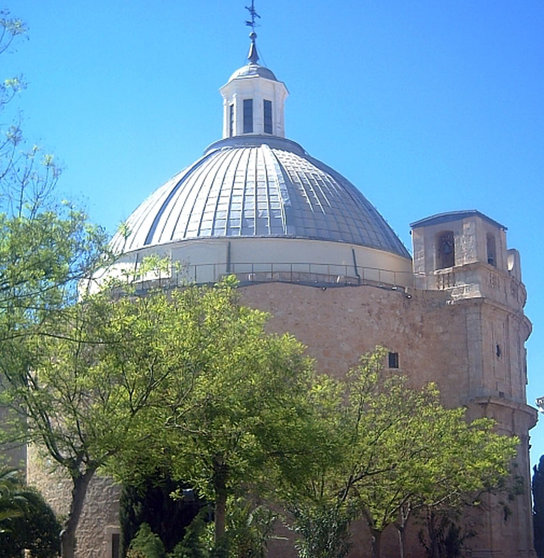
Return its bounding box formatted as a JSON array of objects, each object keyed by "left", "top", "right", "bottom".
[{"left": 245, "top": 1, "right": 260, "bottom": 64}]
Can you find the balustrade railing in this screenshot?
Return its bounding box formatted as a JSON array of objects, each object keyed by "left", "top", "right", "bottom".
[{"left": 134, "top": 261, "right": 413, "bottom": 290}]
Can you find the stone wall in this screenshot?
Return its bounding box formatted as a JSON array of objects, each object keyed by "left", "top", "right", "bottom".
[
  {"left": 241, "top": 282, "right": 468, "bottom": 404},
  {"left": 26, "top": 444, "right": 120, "bottom": 558}
]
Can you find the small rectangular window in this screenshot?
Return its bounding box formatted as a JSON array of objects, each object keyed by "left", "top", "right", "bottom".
[
  {"left": 263, "top": 100, "right": 273, "bottom": 134},
  {"left": 243, "top": 99, "right": 253, "bottom": 133},
  {"left": 388, "top": 352, "right": 399, "bottom": 369},
  {"left": 229, "top": 104, "right": 234, "bottom": 137}
]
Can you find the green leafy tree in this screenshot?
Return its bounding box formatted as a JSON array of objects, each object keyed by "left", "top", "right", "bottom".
[
  {"left": 0, "top": 12, "right": 106, "bottom": 343},
  {"left": 350, "top": 370, "right": 517, "bottom": 558},
  {"left": 112, "top": 279, "right": 322, "bottom": 555},
  {"left": 0, "top": 277, "right": 316, "bottom": 558},
  {"left": 119, "top": 473, "right": 203, "bottom": 556},
  {"left": 170, "top": 510, "right": 212, "bottom": 558},
  {"left": 169, "top": 497, "right": 276, "bottom": 558},
  {"left": 278, "top": 348, "right": 518, "bottom": 558},
  {"left": 0, "top": 12, "right": 110, "bottom": 558},
  {"left": 291, "top": 502, "right": 353, "bottom": 558},
  {"left": 0, "top": 285, "right": 194, "bottom": 558},
  {"left": 270, "top": 372, "right": 353, "bottom": 558},
  {"left": 223, "top": 497, "right": 277, "bottom": 558}
]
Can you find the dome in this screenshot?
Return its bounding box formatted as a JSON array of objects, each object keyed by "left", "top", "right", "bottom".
[
  {"left": 102, "top": 30, "right": 412, "bottom": 290},
  {"left": 111, "top": 135, "right": 409, "bottom": 259},
  {"left": 228, "top": 63, "right": 278, "bottom": 82}
]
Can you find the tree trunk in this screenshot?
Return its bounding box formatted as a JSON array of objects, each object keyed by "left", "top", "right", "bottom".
[
  {"left": 427, "top": 511, "right": 440, "bottom": 558},
  {"left": 396, "top": 526, "right": 405, "bottom": 558},
  {"left": 371, "top": 528, "right": 383, "bottom": 558},
  {"left": 213, "top": 458, "right": 228, "bottom": 546},
  {"left": 396, "top": 505, "right": 411, "bottom": 558},
  {"left": 60, "top": 469, "right": 96, "bottom": 558}
]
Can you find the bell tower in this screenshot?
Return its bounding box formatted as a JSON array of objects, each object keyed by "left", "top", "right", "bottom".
[
  {"left": 411, "top": 210, "right": 530, "bottom": 402},
  {"left": 411, "top": 210, "right": 537, "bottom": 557}
]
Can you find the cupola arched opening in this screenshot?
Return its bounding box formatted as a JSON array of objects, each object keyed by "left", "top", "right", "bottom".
[{"left": 436, "top": 230, "right": 455, "bottom": 269}]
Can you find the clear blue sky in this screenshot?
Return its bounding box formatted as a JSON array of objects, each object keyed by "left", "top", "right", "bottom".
[{"left": 3, "top": 1, "right": 544, "bottom": 466}]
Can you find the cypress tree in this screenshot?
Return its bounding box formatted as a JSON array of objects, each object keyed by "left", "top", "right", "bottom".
[{"left": 533, "top": 455, "right": 544, "bottom": 558}]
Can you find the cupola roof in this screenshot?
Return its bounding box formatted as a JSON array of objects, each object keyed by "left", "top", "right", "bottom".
[{"left": 228, "top": 63, "right": 278, "bottom": 82}]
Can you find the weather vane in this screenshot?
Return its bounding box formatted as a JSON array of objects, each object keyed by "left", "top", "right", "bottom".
[
  {"left": 244, "top": 1, "right": 261, "bottom": 64},
  {"left": 245, "top": 1, "right": 260, "bottom": 33}
]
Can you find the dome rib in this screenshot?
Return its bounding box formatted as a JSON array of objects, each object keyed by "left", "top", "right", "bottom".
[
  {"left": 266, "top": 146, "right": 293, "bottom": 235},
  {"left": 222, "top": 146, "right": 239, "bottom": 237},
  {"left": 143, "top": 151, "right": 214, "bottom": 245}
]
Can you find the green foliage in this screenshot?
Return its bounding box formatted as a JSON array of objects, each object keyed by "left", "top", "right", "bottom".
[
  {"left": 279, "top": 347, "right": 518, "bottom": 558},
  {"left": 0, "top": 283, "right": 205, "bottom": 557},
  {"left": 0, "top": 13, "right": 107, "bottom": 346},
  {"left": 0, "top": 206, "right": 108, "bottom": 339},
  {"left": 111, "top": 279, "right": 317, "bottom": 548},
  {"left": 127, "top": 523, "right": 166, "bottom": 558},
  {"left": 169, "top": 510, "right": 212, "bottom": 558},
  {"left": 0, "top": 468, "right": 61, "bottom": 558},
  {"left": 0, "top": 274, "right": 315, "bottom": 557},
  {"left": 224, "top": 498, "right": 277, "bottom": 558},
  {"left": 119, "top": 473, "right": 203, "bottom": 556},
  {"left": 292, "top": 503, "right": 352, "bottom": 558},
  {"left": 0, "top": 468, "right": 23, "bottom": 523},
  {"left": 169, "top": 498, "right": 276, "bottom": 558},
  {"left": 0, "top": 12, "right": 109, "bottom": 558},
  {"left": 0, "top": 11, "right": 108, "bottom": 344}
]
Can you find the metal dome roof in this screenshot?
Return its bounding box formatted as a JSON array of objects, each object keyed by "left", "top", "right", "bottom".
[
  {"left": 228, "top": 63, "right": 278, "bottom": 82},
  {"left": 111, "top": 135, "right": 409, "bottom": 259}
]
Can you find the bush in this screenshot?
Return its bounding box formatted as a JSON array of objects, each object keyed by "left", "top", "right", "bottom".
[
  {"left": 127, "top": 523, "right": 166, "bottom": 558},
  {"left": 0, "top": 482, "right": 61, "bottom": 558}
]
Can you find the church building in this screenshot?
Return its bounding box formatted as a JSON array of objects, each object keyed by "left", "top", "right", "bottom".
[{"left": 30, "top": 13, "right": 537, "bottom": 558}]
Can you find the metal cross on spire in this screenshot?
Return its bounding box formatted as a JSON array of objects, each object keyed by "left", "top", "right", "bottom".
[{"left": 245, "top": 1, "right": 261, "bottom": 64}]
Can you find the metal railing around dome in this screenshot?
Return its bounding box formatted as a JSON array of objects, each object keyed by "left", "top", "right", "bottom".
[{"left": 132, "top": 261, "right": 413, "bottom": 291}]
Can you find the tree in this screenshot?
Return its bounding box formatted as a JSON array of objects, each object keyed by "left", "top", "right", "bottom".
[
  {"left": 278, "top": 348, "right": 518, "bottom": 558},
  {"left": 270, "top": 373, "right": 353, "bottom": 558},
  {"left": 127, "top": 523, "right": 166, "bottom": 558},
  {"left": 0, "top": 13, "right": 106, "bottom": 334},
  {"left": 533, "top": 455, "right": 544, "bottom": 558},
  {"left": 0, "top": 284, "right": 199, "bottom": 558},
  {"left": 351, "top": 372, "right": 517, "bottom": 558},
  {"left": 0, "top": 468, "right": 61, "bottom": 558},
  {"left": 0, "top": 11, "right": 107, "bottom": 345},
  {"left": 111, "top": 279, "right": 322, "bottom": 555},
  {"left": 0, "top": 12, "right": 111, "bottom": 558},
  {"left": 0, "top": 277, "right": 317, "bottom": 558},
  {"left": 291, "top": 501, "right": 353, "bottom": 558}
]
